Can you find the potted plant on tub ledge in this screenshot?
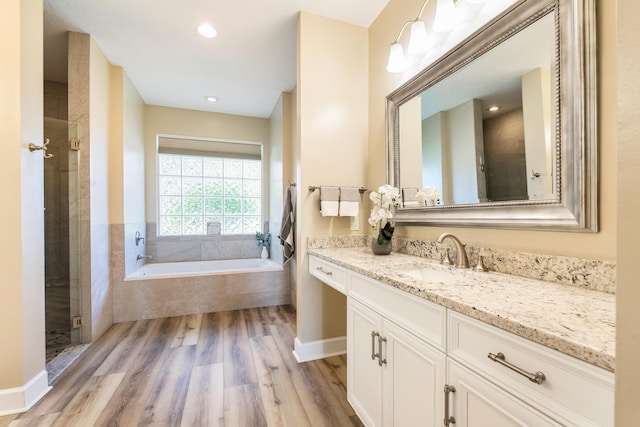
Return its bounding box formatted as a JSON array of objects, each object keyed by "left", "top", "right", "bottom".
[
  {"left": 256, "top": 231, "right": 271, "bottom": 259},
  {"left": 368, "top": 184, "right": 400, "bottom": 255}
]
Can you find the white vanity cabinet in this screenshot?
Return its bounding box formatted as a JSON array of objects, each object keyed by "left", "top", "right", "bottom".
[
  {"left": 309, "top": 255, "right": 347, "bottom": 294},
  {"left": 308, "top": 254, "right": 614, "bottom": 427},
  {"left": 446, "top": 359, "right": 562, "bottom": 426},
  {"left": 446, "top": 312, "right": 614, "bottom": 427},
  {"left": 347, "top": 272, "right": 447, "bottom": 427}
]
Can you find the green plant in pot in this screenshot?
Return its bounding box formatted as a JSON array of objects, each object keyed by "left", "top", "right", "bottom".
[
  {"left": 256, "top": 231, "right": 271, "bottom": 259},
  {"left": 368, "top": 184, "right": 400, "bottom": 255}
]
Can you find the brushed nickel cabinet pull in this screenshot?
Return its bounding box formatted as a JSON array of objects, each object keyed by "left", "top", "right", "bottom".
[
  {"left": 377, "top": 336, "right": 387, "bottom": 366},
  {"left": 488, "top": 352, "right": 546, "bottom": 385},
  {"left": 444, "top": 384, "right": 456, "bottom": 426},
  {"left": 371, "top": 331, "right": 380, "bottom": 361},
  {"left": 316, "top": 267, "right": 332, "bottom": 276}
]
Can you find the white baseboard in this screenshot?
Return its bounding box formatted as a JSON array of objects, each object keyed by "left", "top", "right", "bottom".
[
  {"left": 0, "top": 370, "right": 51, "bottom": 416},
  {"left": 292, "top": 336, "right": 347, "bottom": 362}
]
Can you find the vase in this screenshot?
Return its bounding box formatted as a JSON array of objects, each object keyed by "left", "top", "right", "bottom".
[
  {"left": 261, "top": 246, "right": 269, "bottom": 259},
  {"left": 371, "top": 238, "right": 393, "bottom": 255}
]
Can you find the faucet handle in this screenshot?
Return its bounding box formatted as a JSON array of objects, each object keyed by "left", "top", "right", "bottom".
[
  {"left": 474, "top": 255, "right": 488, "bottom": 272},
  {"left": 441, "top": 249, "right": 453, "bottom": 266}
]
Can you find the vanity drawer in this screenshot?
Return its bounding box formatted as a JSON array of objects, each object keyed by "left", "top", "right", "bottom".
[
  {"left": 348, "top": 271, "right": 446, "bottom": 351},
  {"left": 448, "top": 311, "right": 614, "bottom": 427},
  {"left": 309, "top": 255, "right": 347, "bottom": 294}
]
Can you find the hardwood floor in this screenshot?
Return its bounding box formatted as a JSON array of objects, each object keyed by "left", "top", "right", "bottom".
[{"left": 1, "top": 306, "right": 363, "bottom": 427}]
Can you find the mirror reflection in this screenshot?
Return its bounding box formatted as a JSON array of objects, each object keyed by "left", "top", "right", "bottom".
[{"left": 398, "top": 13, "right": 556, "bottom": 207}]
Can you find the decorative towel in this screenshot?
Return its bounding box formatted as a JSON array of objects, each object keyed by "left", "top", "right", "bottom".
[
  {"left": 278, "top": 186, "right": 295, "bottom": 265},
  {"left": 338, "top": 187, "right": 360, "bottom": 217},
  {"left": 320, "top": 186, "right": 339, "bottom": 216},
  {"left": 402, "top": 188, "right": 420, "bottom": 207}
]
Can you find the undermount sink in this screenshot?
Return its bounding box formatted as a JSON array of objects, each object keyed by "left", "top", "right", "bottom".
[{"left": 397, "top": 265, "right": 462, "bottom": 283}]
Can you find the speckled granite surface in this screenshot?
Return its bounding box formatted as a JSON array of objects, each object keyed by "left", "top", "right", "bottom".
[
  {"left": 393, "top": 237, "right": 616, "bottom": 294},
  {"left": 308, "top": 246, "right": 616, "bottom": 372},
  {"left": 308, "top": 235, "right": 616, "bottom": 294}
]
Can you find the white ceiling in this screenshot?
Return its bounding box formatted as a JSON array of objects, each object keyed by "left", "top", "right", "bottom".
[{"left": 43, "top": 0, "right": 390, "bottom": 118}]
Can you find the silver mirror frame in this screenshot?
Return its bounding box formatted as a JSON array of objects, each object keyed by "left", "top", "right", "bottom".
[{"left": 386, "top": 0, "right": 597, "bottom": 232}]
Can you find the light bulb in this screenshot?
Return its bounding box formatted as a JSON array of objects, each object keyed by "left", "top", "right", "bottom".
[
  {"left": 197, "top": 24, "right": 217, "bottom": 38},
  {"left": 386, "top": 43, "right": 407, "bottom": 73},
  {"left": 407, "top": 21, "right": 430, "bottom": 55},
  {"left": 433, "top": 0, "right": 458, "bottom": 33}
]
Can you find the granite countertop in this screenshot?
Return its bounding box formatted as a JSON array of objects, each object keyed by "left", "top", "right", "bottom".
[{"left": 308, "top": 247, "right": 616, "bottom": 372}]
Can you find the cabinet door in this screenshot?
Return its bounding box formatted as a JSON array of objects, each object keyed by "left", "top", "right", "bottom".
[
  {"left": 447, "top": 360, "right": 562, "bottom": 427},
  {"left": 382, "top": 320, "right": 446, "bottom": 427},
  {"left": 348, "top": 298, "right": 383, "bottom": 427}
]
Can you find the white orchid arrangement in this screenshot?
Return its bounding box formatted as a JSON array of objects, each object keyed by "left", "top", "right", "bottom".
[
  {"left": 368, "top": 184, "right": 401, "bottom": 245},
  {"left": 415, "top": 186, "right": 441, "bottom": 206}
]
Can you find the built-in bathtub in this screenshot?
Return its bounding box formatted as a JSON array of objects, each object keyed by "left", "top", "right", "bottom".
[
  {"left": 124, "top": 258, "right": 282, "bottom": 280},
  {"left": 114, "top": 258, "right": 289, "bottom": 322}
]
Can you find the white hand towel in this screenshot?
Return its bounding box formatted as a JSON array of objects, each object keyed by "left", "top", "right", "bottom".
[
  {"left": 320, "top": 186, "right": 339, "bottom": 216},
  {"left": 339, "top": 187, "right": 360, "bottom": 217}
]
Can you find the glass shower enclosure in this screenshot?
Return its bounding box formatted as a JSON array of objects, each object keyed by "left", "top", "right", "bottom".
[{"left": 43, "top": 117, "right": 81, "bottom": 362}]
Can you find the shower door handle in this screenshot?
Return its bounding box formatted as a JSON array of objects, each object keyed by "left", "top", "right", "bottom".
[{"left": 29, "top": 138, "right": 54, "bottom": 159}]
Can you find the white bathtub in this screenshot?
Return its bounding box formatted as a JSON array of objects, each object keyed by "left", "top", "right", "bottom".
[{"left": 124, "top": 258, "right": 282, "bottom": 281}]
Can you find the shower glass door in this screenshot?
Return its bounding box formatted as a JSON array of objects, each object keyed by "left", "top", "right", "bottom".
[{"left": 44, "top": 117, "right": 81, "bottom": 362}]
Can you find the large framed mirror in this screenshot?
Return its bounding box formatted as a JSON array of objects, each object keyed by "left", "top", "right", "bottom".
[{"left": 386, "top": 0, "right": 597, "bottom": 231}]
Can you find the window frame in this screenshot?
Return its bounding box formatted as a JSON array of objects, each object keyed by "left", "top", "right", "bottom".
[{"left": 155, "top": 135, "right": 264, "bottom": 237}]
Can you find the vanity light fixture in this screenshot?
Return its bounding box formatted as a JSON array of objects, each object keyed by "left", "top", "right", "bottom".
[
  {"left": 205, "top": 96, "right": 218, "bottom": 103},
  {"left": 197, "top": 23, "right": 217, "bottom": 38},
  {"left": 386, "top": 0, "right": 460, "bottom": 73},
  {"left": 432, "top": 0, "right": 459, "bottom": 32}
]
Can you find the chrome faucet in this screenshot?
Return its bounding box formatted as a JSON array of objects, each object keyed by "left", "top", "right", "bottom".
[
  {"left": 437, "top": 233, "right": 469, "bottom": 269},
  {"left": 137, "top": 254, "right": 152, "bottom": 261}
]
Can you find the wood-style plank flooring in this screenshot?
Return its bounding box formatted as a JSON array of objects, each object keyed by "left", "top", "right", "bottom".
[{"left": 1, "top": 306, "right": 363, "bottom": 427}]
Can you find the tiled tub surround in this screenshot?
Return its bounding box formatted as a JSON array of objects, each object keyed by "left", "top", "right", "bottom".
[
  {"left": 145, "top": 222, "right": 265, "bottom": 263},
  {"left": 307, "top": 239, "right": 615, "bottom": 372},
  {"left": 112, "top": 223, "right": 290, "bottom": 322},
  {"left": 113, "top": 262, "right": 290, "bottom": 322}
]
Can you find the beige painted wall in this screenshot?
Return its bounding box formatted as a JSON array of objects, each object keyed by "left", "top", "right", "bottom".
[
  {"left": 109, "top": 67, "right": 145, "bottom": 224},
  {"left": 615, "top": 0, "right": 640, "bottom": 423},
  {"left": 0, "top": 0, "right": 46, "bottom": 397},
  {"left": 368, "top": 0, "right": 617, "bottom": 261},
  {"left": 89, "top": 38, "right": 114, "bottom": 340},
  {"left": 143, "top": 105, "right": 270, "bottom": 223},
  {"left": 269, "top": 94, "right": 285, "bottom": 224},
  {"left": 296, "top": 13, "right": 369, "bottom": 344},
  {"left": 122, "top": 73, "right": 146, "bottom": 224},
  {"left": 109, "top": 68, "right": 125, "bottom": 224}
]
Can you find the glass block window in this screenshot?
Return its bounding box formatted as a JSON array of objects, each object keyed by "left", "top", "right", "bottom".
[{"left": 158, "top": 153, "right": 262, "bottom": 236}]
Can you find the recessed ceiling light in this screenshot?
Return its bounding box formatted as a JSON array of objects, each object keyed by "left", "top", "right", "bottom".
[
  {"left": 198, "top": 24, "right": 217, "bottom": 39},
  {"left": 488, "top": 105, "right": 500, "bottom": 112},
  {"left": 205, "top": 96, "right": 218, "bottom": 103}
]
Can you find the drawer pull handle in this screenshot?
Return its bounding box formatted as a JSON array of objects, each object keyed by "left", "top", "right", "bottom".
[
  {"left": 371, "top": 331, "right": 380, "bottom": 361},
  {"left": 377, "top": 336, "right": 387, "bottom": 366},
  {"left": 488, "top": 352, "right": 546, "bottom": 385},
  {"left": 443, "top": 385, "right": 456, "bottom": 426},
  {"left": 316, "top": 267, "right": 332, "bottom": 276}
]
